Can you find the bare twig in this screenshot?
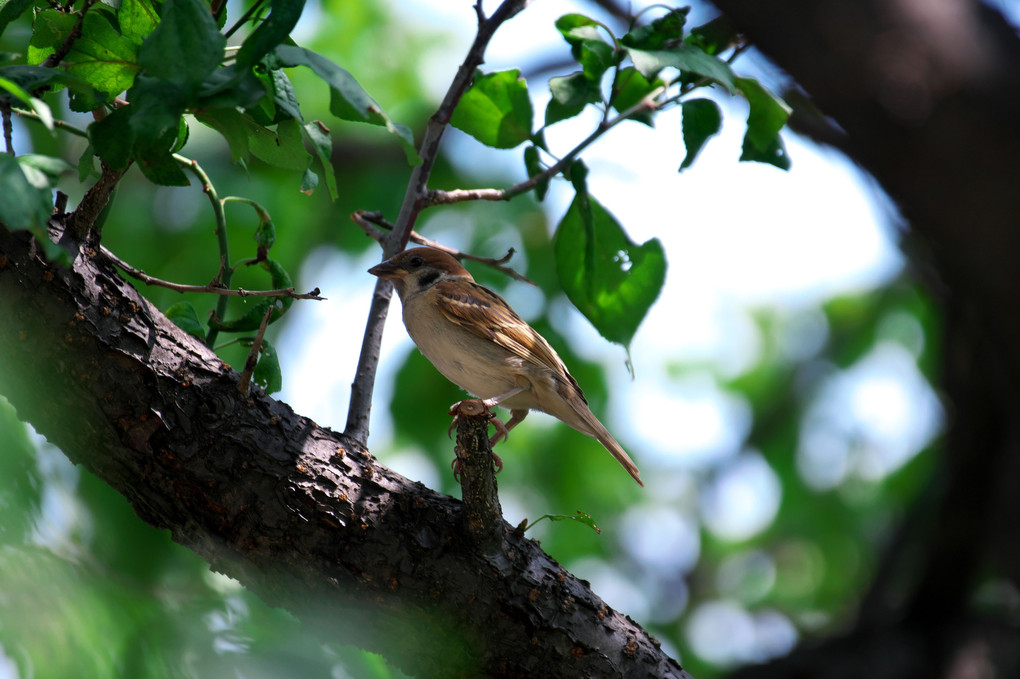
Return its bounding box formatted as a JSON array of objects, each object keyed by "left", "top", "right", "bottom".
[
  {"left": 1, "top": 101, "right": 13, "bottom": 155},
  {"left": 101, "top": 246, "right": 324, "bottom": 300},
  {"left": 14, "top": 108, "right": 88, "bottom": 137},
  {"left": 352, "top": 210, "right": 537, "bottom": 285},
  {"left": 415, "top": 84, "right": 667, "bottom": 211},
  {"left": 344, "top": 0, "right": 531, "bottom": 444},
  {"left": 237, "top": 303, "right": 275, "bottom": 396},
  {"left": 67, "top": 160, "right": 127, "bottom": 242}
]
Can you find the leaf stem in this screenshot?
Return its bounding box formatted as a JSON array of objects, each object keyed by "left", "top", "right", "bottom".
[{"left": 173, "top": 154, "right": 232, "bottom": 348}]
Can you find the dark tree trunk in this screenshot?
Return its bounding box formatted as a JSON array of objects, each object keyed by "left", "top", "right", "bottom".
[
  {"left": 0, "top": 223, "right": 688, "bottom": 679},
  {"left": 709, "top": 1, "right": 1020, "bottom": 677}
]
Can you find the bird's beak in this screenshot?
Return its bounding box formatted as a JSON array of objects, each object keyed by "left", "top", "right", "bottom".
[{"left": 368, "top": 259, "right": 401, "bottom": 279}]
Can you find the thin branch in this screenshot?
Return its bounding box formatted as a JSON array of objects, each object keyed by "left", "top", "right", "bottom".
[
  {"left": 67, "top": 160, "right": 127, "bottom": 242},
  {"left": 1, "top": 101, "right": 13, "bottom": 155},
  {"left": 237, "top": 303, "right": 275, "bottom": 396},
  {"left": 40, "top": 0, "right": 97, "bottom": 69},
  {"left": 419, "top": 83, "right": 668, "bottom": 209},
  {"left": 224, "top": 0, "right": 269, "bottom": 39},
  {"left": 101, "top": 245, "right": 324, "bottom": 300},
  {"left": 344, "top": 0, "right": 532, "bottom": 445},
  {"left": 14, "top": 108, "right": 88, "bottom": 137},
  {"left": 352, "top": 210, "right": 536, "bottom": 286}
]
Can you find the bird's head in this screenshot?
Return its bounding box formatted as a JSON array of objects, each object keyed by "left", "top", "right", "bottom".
[{"left": 368, "top": 247, "right": 472, "bottom": 299}]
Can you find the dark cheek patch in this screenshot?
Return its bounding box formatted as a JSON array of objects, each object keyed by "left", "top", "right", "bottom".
[{"left": 418, "top": 270, "right": 441, "bottom": 288}]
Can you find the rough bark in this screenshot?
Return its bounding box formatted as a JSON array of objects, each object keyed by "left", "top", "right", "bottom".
[
  {"left": 0, "top": 223, "right": 689, "bottom": 679},
  {"left": 708, "top": 1, "right": 1020, "bottom": 677}
]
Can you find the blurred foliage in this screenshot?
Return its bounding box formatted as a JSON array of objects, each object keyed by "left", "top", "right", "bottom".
[{"left": 0, "top": 0, "right": 944, "bottom": 677}]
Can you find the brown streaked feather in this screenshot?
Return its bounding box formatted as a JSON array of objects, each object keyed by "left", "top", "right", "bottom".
[{"left": 432, "top": 279, "right": 568, "bottom": 376}]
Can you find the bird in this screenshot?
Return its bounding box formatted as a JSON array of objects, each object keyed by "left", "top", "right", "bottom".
[{"left": 368, "top": 247, "right": 643, "bottom": 486}]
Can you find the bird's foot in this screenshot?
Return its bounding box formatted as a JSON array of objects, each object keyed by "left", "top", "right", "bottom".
[
  {"left": 448, "top": 399, "right": 506, "bottom": 482},
  {"left": 448, "top": 399, "right": 509, "bottom": 443},
  {"left": 451, "top": 451, "right": 503, "bottom": 483}
]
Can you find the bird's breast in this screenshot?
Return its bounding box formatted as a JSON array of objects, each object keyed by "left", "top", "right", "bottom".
[{"left": 402, "top": 295, "right": 524, "bottom": 400}]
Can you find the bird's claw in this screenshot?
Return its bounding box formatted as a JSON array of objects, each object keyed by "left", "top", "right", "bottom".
[
  {"left": 451, "top": 452, "right": 502, "bottom": 483},
  {"left": 488, "top": 415, "right": 509, "bottom": 446},
  {"left": 447, "top": 399, "right": 506, "bottom": 482},
  {"left": 448, "top": 399, "right": 510, "bottom": 444}
]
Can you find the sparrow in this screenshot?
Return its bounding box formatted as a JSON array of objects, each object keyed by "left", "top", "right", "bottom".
[{"left": 369, "top": 247, "right": 643, "bottom": 486}]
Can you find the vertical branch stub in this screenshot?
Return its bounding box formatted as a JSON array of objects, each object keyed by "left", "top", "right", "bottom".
[{"left": 452, "top": 399, "right": 505, "bottom": 554}]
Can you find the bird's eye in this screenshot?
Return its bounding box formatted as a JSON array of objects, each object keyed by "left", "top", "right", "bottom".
[{"left": 408, "top": 256, "right": 425, "bottom": 268}]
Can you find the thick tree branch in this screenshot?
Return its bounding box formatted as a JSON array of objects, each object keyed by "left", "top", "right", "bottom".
[{"left": 0, "top": 222, "right": 689, "bottom": 679}]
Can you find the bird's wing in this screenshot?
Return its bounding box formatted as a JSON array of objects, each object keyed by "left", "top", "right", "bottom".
[{"left": 432, "top": 280, "right": 566, "bottom": 374}]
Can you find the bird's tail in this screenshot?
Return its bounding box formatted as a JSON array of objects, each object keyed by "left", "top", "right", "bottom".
[{"left": 579, "top": 408, "right": 643, "bottom": 487}]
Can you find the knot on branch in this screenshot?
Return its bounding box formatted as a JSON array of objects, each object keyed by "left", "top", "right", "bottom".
[{"left": 450, "top": 399, "right": 506, "bottom": 554}]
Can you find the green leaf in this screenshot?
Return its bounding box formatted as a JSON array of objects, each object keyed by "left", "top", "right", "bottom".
[
  {"left": 736, "top": 76, "right": 790, "bottom": 151},
  {"left": 253, "top": 210, "right": 276, "bottom": 250},
  {"left": 261, "top": 257, "right": 293, "bottom": 292},
  {"left": 740, "top": 131, "right": 791, "bottom": 170},
  {"left": 138, "top": 0, "right": 225, "bottom": 94},
  {"left": 267, "top": 67, "right": 302, "bottom": 121},
  {"left": 621, "top": 8, "right": 689, "bottom": 50},
  {"left": 26, "top": 9, "right": 77, "bottom": 65},
  {"left": 610, "top": 67, "right": 661, "bottom": 126},
  {"left": 118, "top": 0, "right": 159, "bottom": 46},
  {"left": 127, "top": 76, "right": 185, "bottom": 140},
  {"left": 253, "top": 339, "right": 282, "bottom": 394},
  {"left": 210, "top": 299, "right": 273, "bottom": 332},
  {"left": 523, "top": 145, "right": 549, "bottom": 201},
  {"left": 77, "top": 143, "right": 97, "bottom": 181},
  {"left": 555, "top": 15, "right": 615, "bottom": 82},
  {"left": 577, "top": 39, "right": 614, "bottom": 81},
  {"left": 300, "top": 167, "right": 318, "bottom": 195},
  {"left": 302, "top": 120, "right": 337, "bottom": 200},
  {"left": 135, "top": 147, "right": 189, "bottom": 186},
  {"left": 0, "top": 0, "right": 35, "bottom": 38},
  {"left": 210, "top": 260, "right": 293, "bottom": 332},
  {"left": 198, "top": 65, "right": 266, "bottom": 110},
  {"left": 16, "top": 154, "right": 74, "bottom": 181},
  {"left": 679, "top": 97, "right": 722, "bottom": 171},
  {"left": 627, "top": 43, "right": 736, "bottom": 93},
  {"left": 246, "top": 117, "right": 309, "bottom": 171},
  {"left": 686, "top": 16, "right": 739, "bottom": 56},
  {"left": 272, "top": 44, "right": 419, "bottom": 165},
  {"left": 523, "top": 510, "right": 601, "bottom": 535},
  {"left": 65, "top": 9, "right": 141, "bottom": 98},
  {"left": 0, "top": 154, "right": 58, "bottom": 255},
  {"left": 545, "top": 71, "right": 601, "bottom": 126},
  {"left": 554, "top": 188, "right": 666, "bottom": 348},
  {"left": 164, "top": 301, "right": 206, "bottom": 339},
  {"left": 554, "top": 14, "right": 602, "bottom": 45},
  {"left": 450, "top": 69, "right": 533, "bottom": 149},
  {"left": 195, "top": 108, "right": 250, "bottom": 163},
  {"left": 235, "top": 0, "right": 306, "bottom": 70},
  {"left": 0, "top": 76, "right": 53, "bottom": 129}
]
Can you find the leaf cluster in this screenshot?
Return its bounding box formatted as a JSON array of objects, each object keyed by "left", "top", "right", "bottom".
[{"left": 449, "top": 7, "right": 791, "bottom": 352}]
